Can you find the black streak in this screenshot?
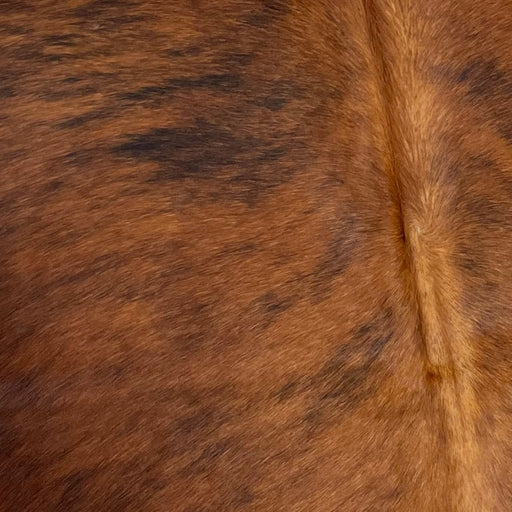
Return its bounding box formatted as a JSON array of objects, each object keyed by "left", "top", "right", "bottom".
[
  {"left": 314, "top": 308, "right": 393, "bottom": 405},
  {"left": 120, "top": 74, "right": 241, "bottom": 102},
  {"left": 113, "top": 122, "right": 269, "bottom": 180}
]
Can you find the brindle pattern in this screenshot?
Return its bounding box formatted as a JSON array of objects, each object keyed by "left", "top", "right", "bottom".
[{"left": 1, "top": 1, "right": 512, "bottom": 511}]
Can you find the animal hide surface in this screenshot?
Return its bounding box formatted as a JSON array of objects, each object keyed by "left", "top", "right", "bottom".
[{"left": 1, "top": 1, "right": 512, "bottom": 510}]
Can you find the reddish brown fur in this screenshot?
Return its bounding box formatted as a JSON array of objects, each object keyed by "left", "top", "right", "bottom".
[{"left": 1, "top": 1, "right": 512, "bottom": 510}]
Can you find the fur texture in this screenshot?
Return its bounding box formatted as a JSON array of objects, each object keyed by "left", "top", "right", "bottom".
[{"left": 1, "top": 0, "right": 512, "bottom": 510}]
